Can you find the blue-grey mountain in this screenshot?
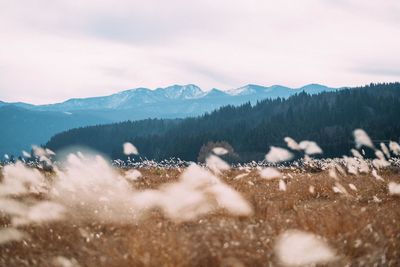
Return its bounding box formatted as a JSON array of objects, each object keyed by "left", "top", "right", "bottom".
[
  {"left": 1, "top": 83, "right": 339, "bottom": 156},
  {"left": 46, "top": 83, "right": 400, "bottom": 162}
]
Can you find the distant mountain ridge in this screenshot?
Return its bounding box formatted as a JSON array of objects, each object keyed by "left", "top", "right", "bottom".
[
  {"left": 45, "top": 83, "right": 400, "bottom": 161},
  {"left": 2, "top": 83, "right": 340, "bottom": 112},
  {"left": 1, "top": 83, "right": 340, "bottom": 156}
]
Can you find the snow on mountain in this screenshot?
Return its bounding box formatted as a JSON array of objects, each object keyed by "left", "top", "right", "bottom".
[
  {"left": 226, "top": 84, "right": 269, "bottom": 96},
  {"left": 0, "top": 83, "right": 341, "bottom": 156},
  {"left": 204, "top": 88, "right": 229, "bottom": 97},
  {"left": 159, "top": 84, "right": 205, "bottom": 99},
  {"left": 226, "top": 84, "right": 338, "bottom": 97},
  {"left": 1, "top": 83, "right": 339, "bottom": 112}
]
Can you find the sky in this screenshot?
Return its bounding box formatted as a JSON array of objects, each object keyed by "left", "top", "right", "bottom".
[{"left": 0, "top": 0, "right": 400, "bottom": 104}]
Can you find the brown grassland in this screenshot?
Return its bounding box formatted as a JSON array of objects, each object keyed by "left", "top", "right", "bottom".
[{"left": 1, "top": 167, "right": 400, "bottom": 267}]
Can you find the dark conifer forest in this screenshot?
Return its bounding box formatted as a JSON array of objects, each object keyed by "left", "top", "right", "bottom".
[{"left": 46, "top": 83, "right": 400, "bottom": 161}]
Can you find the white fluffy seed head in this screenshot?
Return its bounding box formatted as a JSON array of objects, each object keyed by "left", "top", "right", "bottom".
[
  {"left": 372, "top": 169, "right": 384, "bottom": 181},
  {"left": 123, "top": 142, "right": 138, "bottom": 155},
  {"left": 389, "top": 141, "right": 400, "bottom": 155},
  {"left": 125, "top": 169, "right": 142, "bottom": 181},
  {"left": 27, "top": 201, "right": 65, "bottom": 223},
  {"left": 275, "top": 230, "right": 337, "bottom": 266},
  {"left": 22, "top": 150, "right": 31, "bottom": 158},
  {"left": 388, "top": 182, "right": 400, "bottom": 195},
  {"left": 32, "top": 145, "right": 55, "bottom": 157},
  {"left": 299, "top": 141, "right": 323, "bottom": 155},
  {"left": 212, "top": 147, "right": 229, "bottom": 155},
  {"left": 350, "top": 149, "right": 363, "bottom": 159},
  {"left": 234, "top": 173, "right": 249, "bottom": 180},
  {"left": 0, "top": 161, "right": 46, "bottom": 196},
  {"left": 284, "top": 137, "right": 300, "bottom": 150},
  {"left": 0, "top": 228, "right": 26, "bottom": 245},
  {"left": 348, "top": 183, "right": 357, "bottom": 191},
  {"left": 332, "top": 182, "right": 349, "bottom": 195},
  {"left": 205, "top": 155, "right": 230, "bottom": 175},
  {"left": 328, "top": 167, "right": 338, "bottom": 180},
  {"left": 259, "top": 167, "right": 281, "bottom": 180},
  {"left": 208, "top": 183, "right": 253, "bottom": 216},
  {"left": 279, "top": 179, "right": 287, "bottom": 191},
  {"left": 380, "top": 143, "right": 391, "bottom": 158},
  {"left": 122, "top": 142, "right": 139, "bottom": 156},
  {"left": 52, "top": 256, "right": 79, "bottom": 267},
  {"left": 372, "top": 158, "right": 390, "bottom": 170},
  {"left": 265, "top": 146, "right": 293, "bottom": 163},
  {"left": 309, "top": 185, "right": 315, "bottom": 194},
  {"left": 353, "top": 129, "right": 374, "bottom": 149}
]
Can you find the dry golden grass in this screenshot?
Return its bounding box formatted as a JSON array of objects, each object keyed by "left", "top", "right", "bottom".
[{"left": 1, "top": 167, "right": 400, "bottom": 267}]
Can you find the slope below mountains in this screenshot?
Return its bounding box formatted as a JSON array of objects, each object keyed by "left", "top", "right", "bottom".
[
  {"left": 1, "top": 83, "right": 338, "bottom": 156},
  {"left": 46, "top": 83, "right": 400, "bottom": 161},
  {"left": 0, "top": 106, "right": 109, "bottom": 157}
]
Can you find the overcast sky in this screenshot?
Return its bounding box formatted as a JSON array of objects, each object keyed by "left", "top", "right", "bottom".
[{"left": 1, "top": 0, "right": 400, "bottom": 104}]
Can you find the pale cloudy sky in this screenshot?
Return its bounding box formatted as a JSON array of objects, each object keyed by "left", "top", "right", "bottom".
[{"left": 0, "top": 0, "right": 399, "bottom": 104}]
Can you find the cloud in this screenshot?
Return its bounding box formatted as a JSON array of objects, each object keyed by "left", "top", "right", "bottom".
[
  {"left": 357, "top": 67, "right": 400, "bottom": 77},
  {"left": 170, "top": 59, "right": 239, "bottom": 89},
  {"left": 0, "top": 0, "right": 399, "bottom": 104}
]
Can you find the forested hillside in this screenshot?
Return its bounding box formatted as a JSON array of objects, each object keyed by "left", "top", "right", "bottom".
[
  {"left": 0, "top": 84, "right": 338, "bottom": 156},
  {"left": 46, "top": 83, "right": 400, "bottom": 161}
]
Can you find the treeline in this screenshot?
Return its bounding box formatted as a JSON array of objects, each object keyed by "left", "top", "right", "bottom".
[{"left": 46, "top": 83, "right": 400, "bottom": 161}]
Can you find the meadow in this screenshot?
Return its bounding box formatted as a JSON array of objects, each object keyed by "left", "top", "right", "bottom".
[{"left": 0, "top": 130, "right": 400, "bottom": 267}]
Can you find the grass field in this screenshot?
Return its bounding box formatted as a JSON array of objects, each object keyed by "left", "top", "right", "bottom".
[{"left": 1, "top": 165, "right": 399, "bottom": 267}]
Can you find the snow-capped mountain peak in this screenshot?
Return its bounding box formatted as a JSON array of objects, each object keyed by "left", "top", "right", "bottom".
[
  {"left": 159, "top": 84, "right": 204, "bottom": 99},
  {"left": 226, "top": 84, "right": 268, "bottom": 96},
  {"left": 3, "top": 83, "right": 338, "bottom": 112}
]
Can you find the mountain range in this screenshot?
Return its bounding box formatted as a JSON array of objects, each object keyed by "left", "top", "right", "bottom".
[
  {"left": 1, "top": 83, "right": 340, "bottom": 156},
  {"left": 45, "top": 83, "right": 400, "bottom": 161}
]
